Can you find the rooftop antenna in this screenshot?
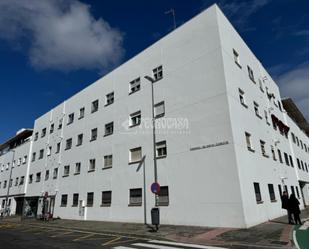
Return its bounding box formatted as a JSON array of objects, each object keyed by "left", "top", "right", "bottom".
[{"left": 165, "top": 9, "right": 176, "bottom": 30}]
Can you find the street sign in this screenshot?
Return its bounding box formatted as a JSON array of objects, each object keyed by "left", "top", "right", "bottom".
[{"left": 151, "top": 182, "right": 160, "bottom": 194}]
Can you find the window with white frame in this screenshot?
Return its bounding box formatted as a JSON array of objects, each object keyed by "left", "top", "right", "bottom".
[
  {"left": 91, "top": 99, "right": 99, "bottom": 113},
  {"left": 77, "top": 134, "right": 83, "bottom": 146},
  {"left": 260, "top": 140, "right": 267, "bottom": 157},
  {"left": 58, "top": 118, "right": 63, "bottom": 130},
  {"left": 39, "top": 149, "right": 44, "bottom": 159},
  {"left": 271, "top": 146, "right": 276, "bottom": 161},
  {"left": 158, "top": 186, "right": 169, "bottom": 206},
  {"left": 34, "top": 132, "right": 39, "bottom": 141},
  {"left": 254, "top": 182, "right": 262, "bottom": 203},
  {"left": 104, "top": 155, "right": 113, "bottom": 169},
  {"left": 245, "top": 132, "right": 253, "bottom": 151},
  {"left": 65, "top": 138, "right": 72, "bottom": 150},
  {"left": 29, "top": 174, "right": 33, "bottom": 184},
  {"left": 129, "top": 147, "right": 142, "bottom": 163},
  {"left": 104, "top": 122, "right": 114, "bottom": 136},
  {"left": 154, "top": 101, "right": 165, "bottom": 118},
  {"left": 73, "top": 193, "right": 79, "bottom": 206},
  {"left": 15, "top": 177, "right": 19, "bottom": 186},
  {"left": 258, "top": 79, "right": 264, "bottom": 92},
  {"left": 90, "top": 128, "right": 98, "bottom": 141},
  {"left": 87, "top": 192, "right": 94, "bottom": 207},
  {"left": 129, "top": 78, "right": 141, "bottom": 94},
  {"left": 56, "top": 142, "right": 61, "bottom": 153},
  {"left": 67, "top": 113, "right": 74, "bottom": 125},
  {"left": 101, "top": 191, "right": 112, "bottom": 206},
  {"left": 22, "top": 155, "right": 27, "bottom": 164},
  {"left": 32, "top": 152, "right": 36, "bottom": 162},
  {"left": 129, "top": 111, "right": 141, "bottom": 127},
  {"left": 20, "top": 176, "right": 24, "bottom": 185},
  {"left": 36, "top": 172, "right": 41, "bottom": 182},
  {"left": 17, "top": 158, "right": 21, "bottom": 166},
  {"left": 75, "top": 162, "right": 81, "bottom": 174},
  {"left": 129, "top": 188, "right": 142, "bottom": 205},
  {"left": 41, "top": 128, "right": 47, "bottom": 137},
  {"left": 79, "top": 107, "right": 85, "bottom": 119},
  {"left": 53, "top": 168, "right": 58, "bottom": 179},
  {"left": 268, "top": 184, "right": 276, "bottom": 201},
  {"left": 63, "top": 165, "right": 70, "bottom": 176},
  {"left": 277, "top": 149, "right": 283, "bottom": 163},
  {"left": 247, "top": 66, "right": 255, "bottom": 82},
  {"left": 105, "top": 92, "right": 114, "bottom": 106},
  {"left": 153, "top": 65, "right": 163, "bottom": 81},
  {"left": 238, "top": 88, "right": 247, "bottom": 107},
  {"left": 45, "top": 170, "right": 49, "bottom": 181},
  {"left": 89, "top": 159, "right": 96, "bottom": 171},
  {"left": 50, "top": 123, "right": 54, "bottom": 134},
  {"left": 61, "top": 194, "right": 68, "bottom": 206},
  {"left": 254, "top": 102, "right": 261, "bottom": 118},
  {"left": 233, "top": 49, "right": 241, "bottom": 67},
  {"left": 47, "top": 146, "right": 52, "bottom": 156},
  {"left": 156, "top": 141, "right": 167, "bottom": 158},
  {"left": 264, "top": 110, "right": 270, "bottom": 125}
]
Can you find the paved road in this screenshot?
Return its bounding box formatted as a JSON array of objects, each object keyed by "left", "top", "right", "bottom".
[
  {"left": 0, "top": 222, "right": 227, "bottom": 249},
  {"left": 293, "top": 220, "right": 309, "bottom": 249}
]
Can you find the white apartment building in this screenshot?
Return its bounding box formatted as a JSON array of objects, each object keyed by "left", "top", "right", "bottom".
[{"left": 0, "top": 4, "right": 309, "bottom": 228}]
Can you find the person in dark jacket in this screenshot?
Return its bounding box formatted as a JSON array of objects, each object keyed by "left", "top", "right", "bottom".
[
  {"left": 281, "top": 191, "right": 293, "bottom": 224},
  {"left": 289, "top": 194, "right": 302, "bottom": 225}
]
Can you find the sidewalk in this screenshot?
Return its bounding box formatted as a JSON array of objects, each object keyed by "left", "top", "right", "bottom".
[{"left": 3, "top": 208, "right": 309, "bottom": 249}]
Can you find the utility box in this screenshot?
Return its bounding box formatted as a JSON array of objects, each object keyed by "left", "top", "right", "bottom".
[{"left": 151, "top": 207, "right": 160, "bottom": 231}]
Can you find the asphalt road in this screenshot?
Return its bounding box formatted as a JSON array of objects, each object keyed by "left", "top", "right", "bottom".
[{"left": 0, "top": 222, "right": 228, "bottom": 249}]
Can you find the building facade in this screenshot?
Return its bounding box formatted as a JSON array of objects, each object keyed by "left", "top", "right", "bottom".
[{"left": 0, "top": 4, "right": 309, "bottom": 228}]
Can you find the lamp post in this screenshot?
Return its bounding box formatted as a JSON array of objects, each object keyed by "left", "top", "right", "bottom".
[
  {"left": 144, "top": 75, "right": 159, "bottom": 206},
  {"left": 5, "top": 149, "right": 15, "bottom": 216}
]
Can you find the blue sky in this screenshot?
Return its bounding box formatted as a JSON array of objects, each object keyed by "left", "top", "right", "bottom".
[{"left": 0, "top": 0, "right": 308, "bottom": 143}]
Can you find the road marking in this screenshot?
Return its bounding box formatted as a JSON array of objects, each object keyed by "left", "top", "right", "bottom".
[
  {"left": 133, "top": 243, "right": 184, "bottom": 249},
  {"left": 102, "top": 236, "right": 122, "bottom": 246},
  {"left": 105, "top": 238, "right": 139, "bottom": 247},
  {"left": 299, "top": 221, "right": 309, "bottom": 230},
  {"left": 50, "top": 231, "right": 74, "bottom": 237},
  {"left": 149, "top": 240, "right": 228, "bottom": 249},
  {"left": 113, "top": 247, "right": 136, "bottom": 249},
  {"left": 293, "top": 231, "right": 300, "bottom": 249},
  {"left": 73, "top": 233, "right": 95, "bottom": 241}
]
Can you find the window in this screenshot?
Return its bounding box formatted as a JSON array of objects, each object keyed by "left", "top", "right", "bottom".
[
  {"left": 289, "top": 155, "right": 294, "bottom": 167},
  {"left": 268, "top": 184, "right": 276, "bottom": 202},
  {"left": 50, "top": 123, "right": 54, "bottom": 134},
  {"left": 104, "top": 122, "right": 114, "bottom": 136},
  {"left": 254, "top": 102, "right": 261, "bottom": 118},
  {"left": 56, "top": 142, "right": 61, "bottom": 153},
  {"left": 153, "top": 65, "right": 163, "bottom": 81},
  {"left": 89, "top": 159, "right": 96, "bottom": 172},
  {"left": 87, "top": 192, "right": 94, "bottom": 207},
  {"left": 3, "top": 181, "right": 7, "bottom": 188},
  {"left": 30, "top": 152, "right": 35, "bottom": 162},
  {"left": 65, "top": 138, "right": 72, "bottom": 150},
  {"left": 258, "top": 79, "right": 264, "bottom": 92},
  {"left": 103, "top": 155, "right": 113, "bottom": 169},
  {"left": 39, "top": 149, "right": 44, "bottom": 159},
  {"left": 296, "top": 187, "right": 300, "bottom": 199},
  {"left": 22, "top": 155, "right": 28, "bottom": 164},
  {"left": 9, "top": 179, "right": 12, "bottom": 187},
  {"left": 53, "top": 168, "right": 58, "bottom": 179},
  {"left": 233, "top": 49, "right": 241, "bottom": 67},
  {"left": 34, "top": 132, "right": 39, "bottom": 141},
  {"left": 278, "top": 101, "right": 282, "bottom": 111},
  {"left": 36, "top": 172, "right": 41, "bottom": 182},
  {"left": 90, "top": 128, "right": 98, "bottom": 141},
  {"left": 284, "top": 152, "right": 289, "bottom": 166},
  {"left": 79, "top": 107, "right": 85, "bottom": 119},
  {"left": 15, "top": 177, "right": 19, "bottom": 186},
  {"left": 271, "top": 146, "right": 276, "bottom": 161},
  {"left": 75, "top": 162, "right": 81, "bottom": 174},
  {"left": 291, "top": 133, "right": 296, "bottom": 143},
  {"left": 63, "top": 165, "right": 70, "bottom": 177},
  {"left": 156, "top": 141, "right": 167, "bottom": 158},
  {"left": 129, "top": 111, "right": 141, "bottom": 127},
  {"left": 19, "top": 176, "right": 24, "bottom": 185},
  {"left": 129, "top": 147, "right": 142, "bottom": 163},
  {"left": 72, "top": 193, "right": 79, "bottom": 207},
  {"left": 254, "top": 182, "right": 262, "bottom": 203},
  {"left": 105, "top": 92, "right": 114, "bottom": 106},
  {"left": 245, "top": 132, "right": 253, "bottom": 151},
  {"left": 76, "top": 134, "right": 83, "bottom": 146},
  {"left": 291, "top": 186, "right": 295, "bottom": 196},
  {"left": 91, "top": 99, "right": 99, "bottom": 113},
  {"left": 301, "top": 161, "right": 304, "bottom": 170},
  {"left": 45, "top": 170, "right": 49, "bottom": 181},
  {"left": 260, "top": 140, "right": 267, "bottom": 157},
  {"left": 129, "top": 78, "right": 141, "bottom": 94},
  {"left": 247, "top": 65, "right": 255, "bottom": 82},
  {"left": 41, "top": 128, "right": 47, "bottom": 138},
  {"left": 129, "top": 188, "right": 142, "bottom": 206},
  {"left": 67, "top": 113, "right": 74, "bottom": 125},
  {"left": 58, "top": 118, "right": 63, "bottom": 130},
  {"left": 47, "top": 146, "right": 52, "bottom": 156},
  {"left": 264, "top": 110, "right": 270, "bottom": 125},
  {"left": 238, "top": 89, "right": 247, "bottom": 107},
  {"left": 158, "top": 186, "right": 169, "bottom": 206},
  {"left": 278, "top": 149, "right": 283, "bottom": 163},
  {"left": 17, "top": 159, "right": 21, "bottom": 166},
  {"left": 154, "top": 101, "right": 165, "bottom": 118},
  {"left": 29, "top": 174, "right": 33, "bottom": 184},
  {"left": 61, "top": 194, "right": 68, "bottom": 206},
  {"left": 278, "top": 185, "right": 282, "bottom": 197},
  {"left": 101, "top": 191, "right": 112, "bottom": 206}
]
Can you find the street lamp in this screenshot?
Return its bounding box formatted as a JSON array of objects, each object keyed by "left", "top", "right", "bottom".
[
  {"left": 5, "top": 149, "right": 15, "bottom": 216},
  {"left": 144, "top": 75, "right": 159, "bottom": 206}
]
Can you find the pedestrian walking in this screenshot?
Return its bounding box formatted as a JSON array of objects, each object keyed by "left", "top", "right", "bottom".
[
  {"left": 289, "top": 194, "right": 302, "bottom": 225},
  {"left": 281, "top": 191, "right": 293, "bottom": 224}
]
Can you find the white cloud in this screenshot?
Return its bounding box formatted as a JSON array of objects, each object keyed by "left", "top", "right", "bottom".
[
  {"left": 277, "top": 61, "right": 309, "bottom": 120},
  {"left": 0, "top": 0, "right": 124, "bottom": 72}
]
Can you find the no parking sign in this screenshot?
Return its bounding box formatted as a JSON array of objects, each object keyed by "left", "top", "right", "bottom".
[{"left": 151, "top": 182, "right": 160, "bottom": 194}]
